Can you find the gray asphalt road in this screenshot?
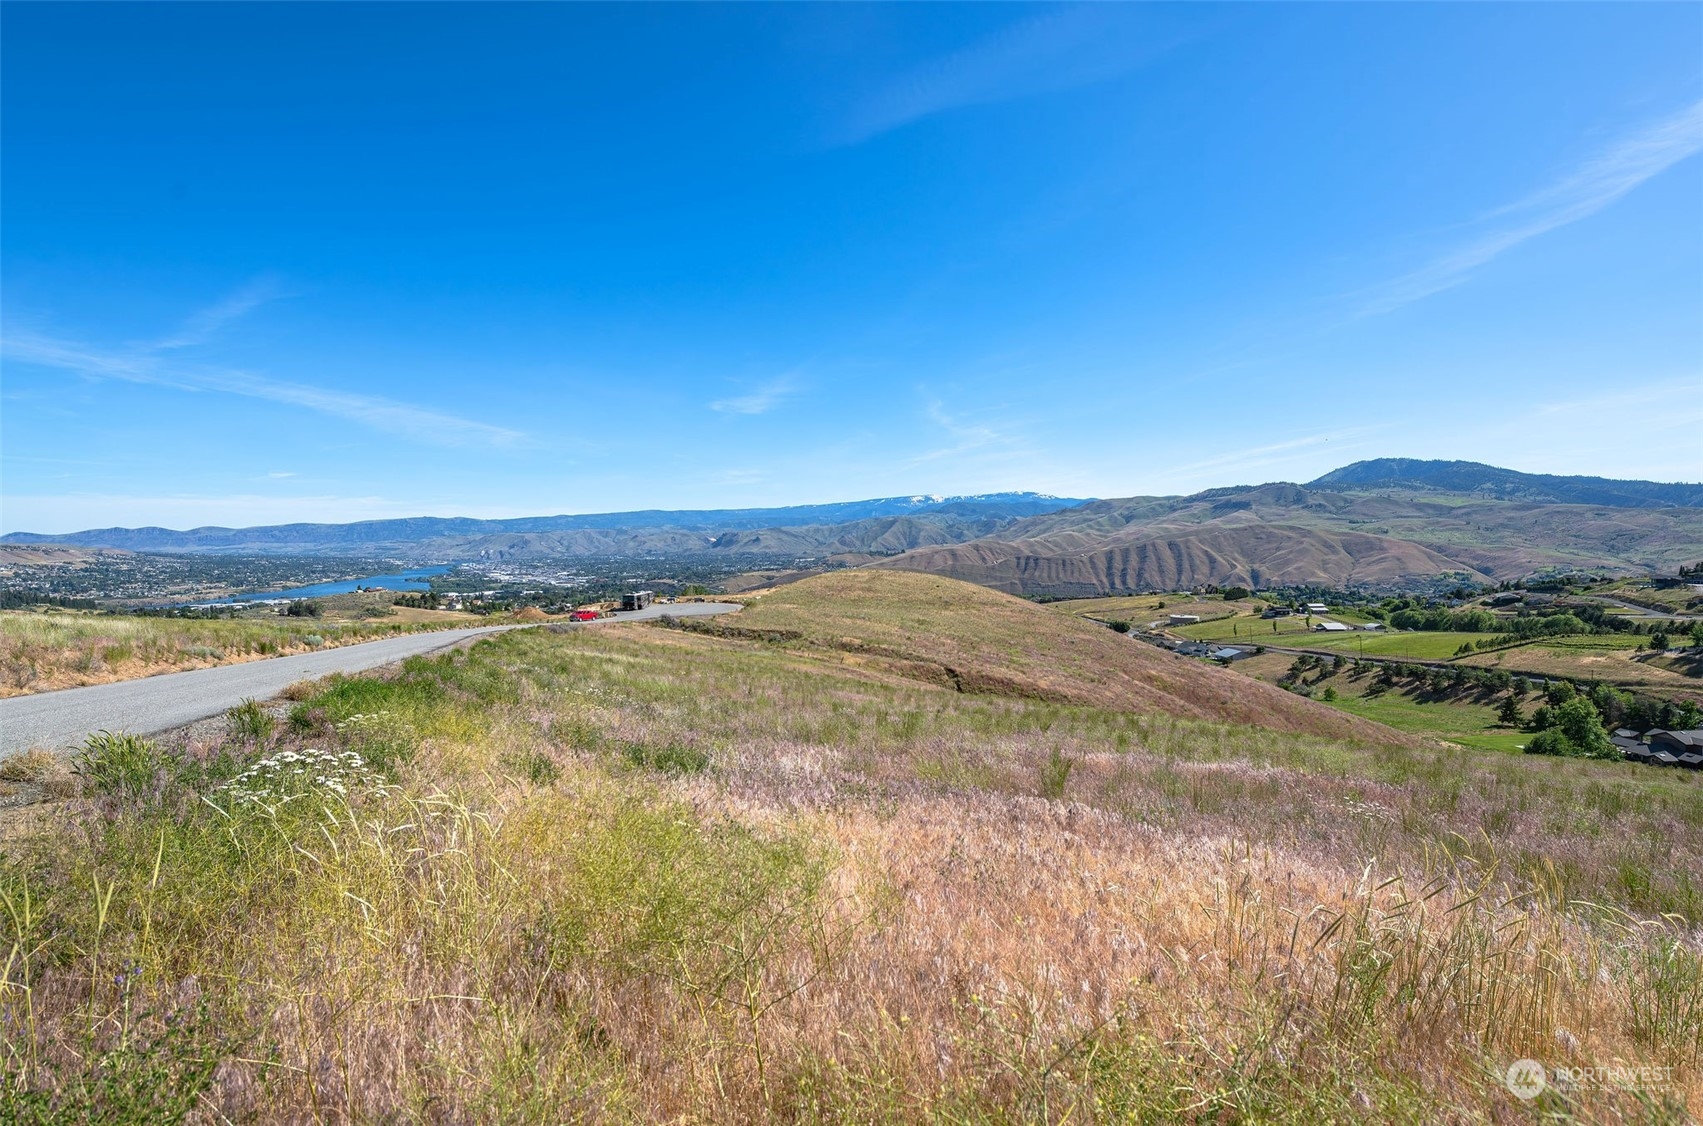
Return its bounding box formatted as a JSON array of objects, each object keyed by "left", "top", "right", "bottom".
[
  {"left": 0, "top": 602, "right": 738, "bottom": 757},
  {"left": 1588, "top": 595, "right": 1696, "bottom": 622}
]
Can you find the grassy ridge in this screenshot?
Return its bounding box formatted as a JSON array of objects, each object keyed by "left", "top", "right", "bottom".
[
  {"left": 731, "top": 571, "right": 1407, "bottom": 744},
  {"left": 3, "top": 603, "right": 1701, "bottom": 1119}
]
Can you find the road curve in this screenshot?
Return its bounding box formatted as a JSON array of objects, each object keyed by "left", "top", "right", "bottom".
[{"left": 0, "top": 602, "right": 739, "bottom": 757}]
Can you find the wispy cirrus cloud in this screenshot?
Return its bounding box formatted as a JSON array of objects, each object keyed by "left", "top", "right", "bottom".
[
  {"left": 1163, "top": 427, "right": 1386, "bottom": 486},
  {"left": 833, "top": 7, "right": 1179, "bottom": 146},
  {"left": 709, "top": 375, "right": 797, "bottom": 415},
  {"left": 1363, "top": 99, "right": 1703, "bottom": 315},
  {"left": 904, "top": 398, "right": 1031, "bottom": 469},
  {"left": 147, "top": 275, "right": 286, "bottom": 351},
  {"left": 2, "top": 285, "right": 527, "bottom": 449}
]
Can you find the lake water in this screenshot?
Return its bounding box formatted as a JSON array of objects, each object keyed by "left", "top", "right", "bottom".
[{"left": 232, "top": 565, "right": 451, "bottom": 602}]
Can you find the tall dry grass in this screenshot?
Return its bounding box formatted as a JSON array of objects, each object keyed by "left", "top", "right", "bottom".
[
  {"left": 2, "top": 624, "right": 1699, "bottom": 1121},
  {"left": 0, "top": 612, "right": 453, "bottom": 697}
]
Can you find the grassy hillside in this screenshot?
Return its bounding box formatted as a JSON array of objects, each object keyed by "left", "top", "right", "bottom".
[
  {"left": 731, "top": 571, "right": 1406, "bottom": 744},
  {"left": 4, "top": 594, "right": 1703, "bottom": 1119}
]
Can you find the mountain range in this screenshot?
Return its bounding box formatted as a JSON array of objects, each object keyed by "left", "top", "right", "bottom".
[
  {"left": 0, "top": 493, "right": 1085, "bottom": 559},
  {"left": 875, "top": 462, "right": 1703, "bottom": 595},
  {"left": 5, "top": 462, "right": 1699, "bottom": 590}
]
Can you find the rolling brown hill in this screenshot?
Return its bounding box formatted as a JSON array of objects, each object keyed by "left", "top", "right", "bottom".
[
  {"left": 873, "top": 480, "right": 1703, "bottom": 594},
  {"left": 730, "top": 570, "right": 1410, "bottom": 744}
]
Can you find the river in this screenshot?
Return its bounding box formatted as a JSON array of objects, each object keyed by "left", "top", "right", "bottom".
[{"left": 229, "top": 565, "right": 451, "bottom": 603}]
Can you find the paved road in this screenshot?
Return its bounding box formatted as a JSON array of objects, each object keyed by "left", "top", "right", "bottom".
[
  {"left": 0, "top": 602, "right": 738, "bottom": 757},
  {"left": 1587, "top": 595, "right": 1697, "bottom": 622}
]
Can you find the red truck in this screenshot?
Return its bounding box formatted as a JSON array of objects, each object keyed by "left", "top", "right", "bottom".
[{"left": 569, "top": 609, "right": 601, "bottom": 622}]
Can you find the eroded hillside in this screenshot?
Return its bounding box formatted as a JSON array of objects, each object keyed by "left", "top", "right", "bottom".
[{"left": 874, "top": 481, "right": 1703, "bottom": 594}]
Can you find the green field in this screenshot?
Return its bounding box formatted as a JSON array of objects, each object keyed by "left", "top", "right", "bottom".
[
  {"left": 1538, "top": 634, "right": 1646, "bottom": 651},
  {"left": 1295, "top": 631, "right": 1504, "bottom": 660},
  {"left": 1171, "top": 615, "right": 1492, "bottom": 659},
  {"left": 1322, "top": 689, "right": 1530, "bottom": 752},
  {"left": 1174, "top": 614, "right": 1319, "bottom": 642},
  {"left": 1233, "top": 652, "right": 1529, "bottom": 752}
]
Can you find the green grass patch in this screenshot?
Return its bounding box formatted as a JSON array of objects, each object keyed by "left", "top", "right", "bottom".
[{"left": 1296, "top": 632, "right": 1504, "bottom": 660}]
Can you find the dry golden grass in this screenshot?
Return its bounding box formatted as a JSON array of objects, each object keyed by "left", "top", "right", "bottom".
[
  {"left": 3, "top": 598, "right": 1700, "bottom": 1121},
  {"left": 1460, "top": 642, "right": 1703, "bottom": 705},
  {"left": 734, "top": 570, "right": 1407, "bottom": 744},
  {"left": 0, "top": 610, "right": 475, "bottom": 697}
]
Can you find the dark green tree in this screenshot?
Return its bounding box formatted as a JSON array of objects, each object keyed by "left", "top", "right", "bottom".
[{"left": 1525, "top": 697, "right": 1615, "bottom": 758}]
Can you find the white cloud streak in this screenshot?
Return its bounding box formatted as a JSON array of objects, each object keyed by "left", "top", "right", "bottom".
[
  {"left": 1364, "top": 99, "right": 1703, "bottom": 315},
  {"left": 1158, "top": 427, "right": 1386, "bottom": 487},
  {"left": 148, "top": 276, "right": 284, "bottom": 351},
  {"left": 834, "top": 7, "right": 1174, "bottom": 146},
  {"left": 709, "top": 376, "right": 796, "bottom": 415},
  {"left": 2, "top": 286, "right": 526, "bottom": 448},
  {"left": 904, "top": 399, "right": 1031, "bottom": 469}
]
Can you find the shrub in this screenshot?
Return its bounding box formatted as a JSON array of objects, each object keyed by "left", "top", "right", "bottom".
[
  {"left": 74, "top": 732, "right": 170, "bottom": 801},
  {"left": 508, "top": 748, "right": 561, "bottom": 787},
  {"left": 621, "top": 742, "right": 710, "bottom": 775},
  {"left": 225, "top": 698, "right": 274, "bottom": 743},
  {"left": 1039, "top": 748, "right": 1074, "bottom": 799},
  {"left": 1524, "top": 729, "right": 1575, "bottom": 756},
  {"left": 1107, "top": 619, "right": 1131, "bottom": 634}
]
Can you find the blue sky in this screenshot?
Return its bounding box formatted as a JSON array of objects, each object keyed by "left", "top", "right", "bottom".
[{"left": 3, "top": 3, "right": 1699, "bottom": 534}]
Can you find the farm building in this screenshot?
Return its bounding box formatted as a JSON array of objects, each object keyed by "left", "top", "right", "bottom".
[
  {"left": 1306, "top": 603, "right": 1329, "bottom": 614},
  {"left": 1313, "top": 621, "right": 1351, "bottom": 632},
  {"left": 1168, "top": 613, "right": 1201, "bottom": 625}
]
